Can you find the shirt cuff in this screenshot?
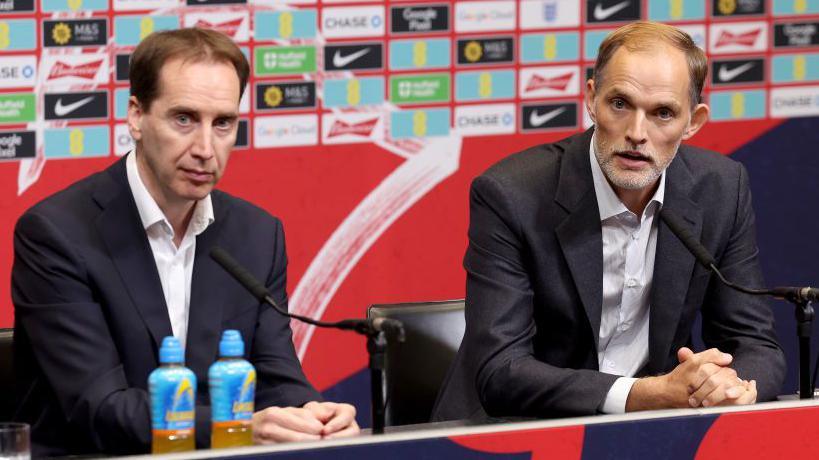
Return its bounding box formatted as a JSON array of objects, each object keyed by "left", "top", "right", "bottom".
[{"left": 600, "top": 377, "right": 639, "bottom": 414}]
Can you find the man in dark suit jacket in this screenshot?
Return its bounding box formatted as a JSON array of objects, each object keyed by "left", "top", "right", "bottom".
[
  {"left": 12, "top": 28, "right": 357, "bottom": 456},
  {"left": 433, "top": 22, "right": 785, "bottom": 422}
]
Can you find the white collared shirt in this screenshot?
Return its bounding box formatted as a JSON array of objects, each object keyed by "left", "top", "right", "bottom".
[
  {"left": 125, "top": 151, "right": 214, "bottom": 349},
  {"left": 588, "top": 135, "right": 666, "bottom": 414}
]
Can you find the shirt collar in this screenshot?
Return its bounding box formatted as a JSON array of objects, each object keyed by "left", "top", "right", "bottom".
[
  {"left": 588, "top": 132, "right": 666, "bottom": 221},
  {"left": 125, "top": 151, "right": 214, "bottom": 238}
]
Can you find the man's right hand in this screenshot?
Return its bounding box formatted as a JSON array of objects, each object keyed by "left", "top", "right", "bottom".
[
  {"left": 252, "top": 406, "right": 325, "bottom": 444},
  {"left": 625, "top": 347, "right": 736, "bottom": 411}
]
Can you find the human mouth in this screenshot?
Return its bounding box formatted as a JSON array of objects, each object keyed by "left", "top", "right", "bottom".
[
  {"left": 614, "top": 151, "right": 652, "bottom": 169},
  {"left": 181, "top": 168, "right": 214, "bottom": 183}
]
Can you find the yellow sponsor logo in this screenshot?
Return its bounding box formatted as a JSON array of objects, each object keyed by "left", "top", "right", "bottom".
[
  {"left": 165, "top": 410, "right": 194, "bottom": 422},
  {"left": 478, "top": 72, "right": 492, "bottom": 98},
  {"left": 464, "top": 41, "right": 482, "bottom": 63},
  {"left": 263, "top": 86, "right": 283, "bottom": 107},
  {"left": 67, "top": 0, "right": 82, "bottom": 11},
  {"left": 412, "top": 110, "right": 426, "bottom": 137},
  {"left": 346, "top": 79, "right": 360, "bottom": 106},
  {"left": 279, "top": 12, "right": 293, "bottom": 39},
  {"left": 718, "top": 0, "right": 736, "bottom": 15},
  {"left": 730, "top": 92, "right": 745, "bottom": 119},
  {"left": 69, "top": 129, "right": 84, "bottom": 156},
  {"left": 0, "top": 22, "right": 10, "bottom": 50},
  {"left": 795, "top": 0, "right": 807, "bottom": 14},
  {"left": 413, "top": 41, "right": 427, "bottom": 68},
  {"left": 794, "top": 55, "right": 806, "bottom": 81},
  {"left": 139, "top": 17, "right": 154, "bottom": 40},
  {"left": 670, "top": 0, "right": 683, "bottom": 19},
  {"left": 544, "top": 34, "right": 557, "bottom": 60},
  {"left": 52, "top": 22, "right": 72, "bottom": 46}
]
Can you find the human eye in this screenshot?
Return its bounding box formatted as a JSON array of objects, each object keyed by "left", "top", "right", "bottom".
[
  {"left": 610, "top": 97, "right": 627, "bottom": 110},
  {"left": 174, "top": 113, "right": 192, "bottom": 126},
  {"left": 656, "top": 107, "right": 675, "bottom": 120},
  {"left": 214, "top": 117, "right": 236, "bottom": 131}
]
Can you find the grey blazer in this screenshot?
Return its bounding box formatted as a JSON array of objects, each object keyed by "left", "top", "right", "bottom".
[{"left": 432, "top": 129, "right": 785, "bottom": 422}]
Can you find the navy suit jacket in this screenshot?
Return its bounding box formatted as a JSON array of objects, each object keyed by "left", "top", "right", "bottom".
[
  {"left": 12, "top": 156, "right": 320, "bottom": 456},
  {"left": 432, "top": 129, "right": 785, "bottom": 422}
]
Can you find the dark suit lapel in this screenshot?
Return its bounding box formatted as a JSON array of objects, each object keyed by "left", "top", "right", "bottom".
[
  {"left": 185, "top": 194, "right": 230, "bottom": 373},
  {"left": 554, "top": 129, "right": 605, "bottom": 350},
  {"left": 646, "top": 151, "right": 702, "bottom": 374},
  {"left": 94, "top": 156, "right": 172, "bottom": 351}
]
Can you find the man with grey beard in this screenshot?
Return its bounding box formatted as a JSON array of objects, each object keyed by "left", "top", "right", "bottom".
[{"left": 432, "top": 22, "right": 785, "bottom": 422}]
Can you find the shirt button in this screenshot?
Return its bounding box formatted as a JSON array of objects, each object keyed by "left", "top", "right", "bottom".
[
  {"left": 626, "top": 278, "right": 638, "bottom": 288},
  {"left": 607, "top": 360, "right": 616, "bottom": 368},
  {"left": 631, "top": 233, "right": 638, "bottom": 240}
]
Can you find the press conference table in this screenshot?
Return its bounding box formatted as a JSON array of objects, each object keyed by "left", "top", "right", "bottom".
[{"left": 119, "top": 398, "right": 819, "bottom": 459}]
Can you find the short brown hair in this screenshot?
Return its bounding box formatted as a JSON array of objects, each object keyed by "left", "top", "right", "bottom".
[
  {"left": 593, "top": 21, "right": 707, "bottom": 109},
  {"left": 129, "top": 28, "right": 250, "bottom": 111}
]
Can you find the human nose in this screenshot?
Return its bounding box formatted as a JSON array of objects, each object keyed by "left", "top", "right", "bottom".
[
  {"left": 191, "top": 124, "right": 215, "bottom": 160},
  {"left": 625, "top": 111, "right": 648, "bottom": 146}
]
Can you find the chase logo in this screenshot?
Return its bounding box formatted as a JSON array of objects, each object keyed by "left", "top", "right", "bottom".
[
  {"left": 457, "top": 37, "right": 514, "bottom": 65},
  {"left": 323, "top": 77, "right": 384, "bottom": 108},
  {"left": 390, "top": 108, "right": 450, "bottom": 139},
  {"left": 254, "top": 46, "right": 316, "bottom": 76},
  {"left": 648, "top": 0, "right": 706, "bottom": 21},
  {"left": 520, "top": 32, "right": 579, "bottom": 63},
  {"left": 44, "top": 90, "right": 108, "bottom": 121},
  {"left": 455, "top": 70, "right": 514, "bottom": 102},
  {"left": 0, "top": 55, "right": 36, "bottom": 89},
  {"left": 713, "top": 0, "right": 765, "bottom": 16},
  {"left": 770, "top": 85, "right": 819, "bottom": 118},
  {"left": 255, "top": 10, "right": 317, "bottom": 41},
  {"left": 0, "top": 0, "right": 34, "bottom": 12},
  {"left": 709, "top": 89, "right": 766, "bottom": 120},
  {"left": 44, "top": 19, "right": 107, "bottom": 47},
  {"left": 391, "top": 5, "right": 449, "bottom": 34},
  {"left": 772, "top": 53, "right": 819, "bottom": 83},
  {"left": 389, "top": 38, "right": 450, "bottom": 70},
  {"left": 42, "top": 0, "right": 107, "bottom": 12},
  {"left": 255, "top": 82, "right": 315, "bottom": 111},
  {"left": 586, "top": 0, "right": 641, "bottom": 23},
  {"left": 774, "top": 22, "right": 819, "bottom": 48},
  {"left": 324, "top": 43, "right": 382, "bottom": 71},
  {"left": 519, "top": 0, "right": 581, "bottom": 30},
  {"left": 115, "top": 53, "right": 130, "bottom": 81},
  {"left": 455, "top": 1, "right": 516, "bottom": 32},
  {"left": 521, "top": 102, "right": 577, "bottom": 131},
  {"left": 0, "top": 19, "right": 37, "bottom": 51},
  {"left": 0, "top": 130, "right": 34, "bottom": 160},
  {"left": 115, "top": 15, "right": 178, "bottom": 47},
  {"left": 711, "top": 58, "right": 765, "bottom": 85},
  {"left": 44, "top": 125, "right": 109, "bottom": 159},
  {"left": 454, "top": 103, "right": 515, "bottom": 137},
  {"left": 774, "top": 0, "right": 819, "bottom": 15},
  {"left": 322, "top": 6, "right": 385, "bottom": 39}
]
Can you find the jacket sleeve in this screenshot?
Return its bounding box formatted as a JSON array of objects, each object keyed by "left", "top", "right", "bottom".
[
  {"left": 700, "top": 163, "right": 786, "bottom": 401},
  {"left": 12, "top": 210, "right": 152, "bottom": 454},
  {"left": 464, "top": 175, "right": 618, "bottom": 418},
  {"left": 251, "top": 218, "right": 322, "bottom": 410}
]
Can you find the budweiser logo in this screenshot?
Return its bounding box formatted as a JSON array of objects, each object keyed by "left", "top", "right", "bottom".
[
  {"left": 194, "top": 18, "right": 244, "bottom": 38},
  {"left": 525, "top": 72, "right": 573, "bottom": 92},
  {"left": 47, "top": 59, "right": 103, "bottom": 81},
  {"left": 715, "top": 29, "right": 761, "bottom": 48},
  {"left": 328, "top": 118, "right": 379, "bottom": 138}
]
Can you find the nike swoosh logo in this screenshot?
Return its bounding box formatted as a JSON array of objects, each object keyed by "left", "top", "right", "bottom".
[
  {"left": 333, "top": 48, "right": 370, "bottom": 68},
  {"left": 717, "top": 62, "right": 755, "bottom": 82},
  {"left": 593, "top": 1, "right": 630, "bottom": 20},
  {"left": 529, "top": 107, "right": 566, "bottom": 127},
  {"left": 54, "top": 96, "right": 95, "bottom": 117}
]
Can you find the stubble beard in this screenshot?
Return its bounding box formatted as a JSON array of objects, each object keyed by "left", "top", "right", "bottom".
[{"left": 593, "top": 136, "right": 678, "bottom": 190}]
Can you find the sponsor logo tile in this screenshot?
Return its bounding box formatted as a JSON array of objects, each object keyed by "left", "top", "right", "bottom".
[
  {"left": 709, "top": 22, "right": 767, "bottom": 54},
  {"left": 255, "top": 10, "right": 317, "bottom": 40},
  {"left": 44, "top": 90, "right": 108, "bottom": 121},
  {"left": 323, "top": 76, "right": 384, "bottom": 108},
  {"left": 521, "top": 102, "right": 577, "bottom": 131},
  {"left": 774, "top": 22, "right": 819, "bottom": 48},
  {"left": 0, "top": 130, "right": 34, "bottom": 160},
  {"left": 324, "top": 43, "right": 383, "bottom": 71},
  {"left": 520, "top": 65, "right": 580, "bottom": 98},
  {"left": 321, "top": 112, "right": 384, "bottom": 145},
  {"left": 586, "top": 0, "right": 641, "bottom": 23},
  {"left": 773, "top": 0, "right": 819, "bottom": 15},
  {"left": 389, "top": 38, "right": 450, "bottom": 70},
  {"left": 457, "top": 37, "right": 514, "bottom": 66},
  {"left": 519, "top": 0, "right": 580, "bottom": 30},
  {"left": 41, "top": 54, "right": 108, "bottom": 85},
  {"left": 114, "top": 15, "right": 178, "bottom": 47},
  {"left": 648, "top": 0, "right": 705, "bottom": 21},
  {"left": 42, "top": 0, "right": 107, "bottom": 12},
  {"left": 772, "top": 53, "right": 819, "bottom": 83},
  {"left": 254, "top": 114, "right": 318, "bottom": 148},
  {"left": 0, "top": 55, "right": 36, "bottom": 89},
  {"left": 321, "top": 6, "right": 385, "bottom": 39},
  {"left": 711, "top": 58, "right": 765, "bottom": 85},
  {"left": 44, "top": 19, "right": 107, "bottom": 47},
  {"left": 0, "top": 19, "right": 38, "bottom": 51},
  {"left": 455, "top": 1, "right": 516, "bottom": 32},
  {"left": 390, "top": 108, "right": 450, "bottom": 139},
  {"left": 455, "top": 70, "right": 515, "bottom": 102},
  {"left": 389, "top": 73, "right": 450, "bottom": 104},
  {"left": 713, "top": 0, "right": 765, "bottom": 16},
  {"left": 520, "top": 32, "right": 580, "bottom": 63},
  {"left": 0, "top": 0, "right": 35, "bottom": 13},
  {"left": 454, "top": 103, "right": 515, "bottom": 137},
  {"left": 255, "top": 81, "right": 316, "bottom": 111},
  {"left": 184, "top": 12, "right": 249, "bottom": 42},
  {"left": 115, "top": 53, "right": 130, "bottom": 82},
  {"left": 391, "top": 4, "right": 449, "bottom": 34},
  {"left": 770, "top": 85, "right": 819, "bottom": 117},
  {"left": 255, "top": 45, "right": 317, "bottom": 76},
  {"left": 0, "top": 93, "right": 35, "bottom": 124},
  {"left": 44, "top": 125, "right": 109, "bottom": 159},
  {"left": 709, "top": 89, "right": 766, "bottom": 120}
]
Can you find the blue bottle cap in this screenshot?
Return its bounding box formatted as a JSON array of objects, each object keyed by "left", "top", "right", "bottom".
[
  {"left": 159, "top": 336, "right": 184, "bottom": 364},
  {"left": 219, "top": 329, "right": 245, "bottom": 357}
]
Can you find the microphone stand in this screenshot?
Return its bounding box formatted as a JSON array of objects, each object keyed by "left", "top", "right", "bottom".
[{"left": 209, "top": 247, "right": 405, "bottom": 432}]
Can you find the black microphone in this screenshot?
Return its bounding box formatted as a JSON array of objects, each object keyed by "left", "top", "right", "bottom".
[
  {"left": 659, "top": 208, "right": 818, "bottom": 303},
  {"left": 209, "top": 246, "right": 405, "bottom": 340}
]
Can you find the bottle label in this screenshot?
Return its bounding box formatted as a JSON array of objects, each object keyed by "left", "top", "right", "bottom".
[
  {"left": 211, "top": 364, "right": 256, "bottom": 422},
  {"left": 150, "top": 373, "right": 196, "bottom": 430}
]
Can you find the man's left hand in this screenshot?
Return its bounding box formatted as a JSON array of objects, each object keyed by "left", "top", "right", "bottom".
[{"left": 303, "top": 401, "right": 360, "bottom": 439}]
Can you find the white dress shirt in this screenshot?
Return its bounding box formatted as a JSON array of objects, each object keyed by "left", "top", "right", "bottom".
[
  {"left": 588, "top": 136, "right": 666, "bottom": 414},
  {"left": 125, "top": 152, "right": 214, "bottom": 349}
]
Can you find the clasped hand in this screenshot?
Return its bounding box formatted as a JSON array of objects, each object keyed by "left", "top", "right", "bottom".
[{"left": 252, "top": 401, "right": 360, "bottom": 444}]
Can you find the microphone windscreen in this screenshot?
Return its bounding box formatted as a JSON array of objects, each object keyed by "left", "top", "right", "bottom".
[
  {"left": 659, "top": 208, "right": 716, "bottom": 268},
  {"left": 210, "top": 246, "right": 270, "bottom": 301}
]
